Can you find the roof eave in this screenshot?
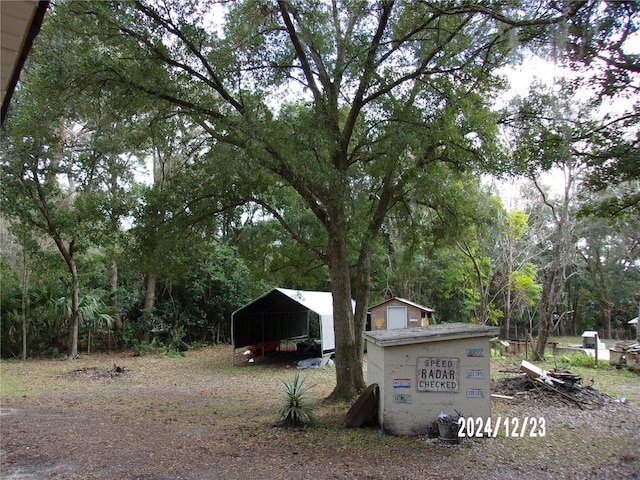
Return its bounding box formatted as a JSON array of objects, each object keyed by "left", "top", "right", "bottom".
[{"left": 1, "top": 0, "right": 49, "bottom": 126}]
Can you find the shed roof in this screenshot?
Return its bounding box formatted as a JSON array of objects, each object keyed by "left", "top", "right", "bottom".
[
  {"left": 363, "top": 323, "right": 499, "bottom": 347},
  {"left": 368, "top": 297, "right": 435, "bottom": 313}
]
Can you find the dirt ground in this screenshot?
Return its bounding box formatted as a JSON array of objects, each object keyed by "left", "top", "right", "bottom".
[{"left": 1, "top": 345, "right": 639, "bottom": 480}]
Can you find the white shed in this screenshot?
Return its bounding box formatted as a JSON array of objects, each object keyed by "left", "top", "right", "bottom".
[{"left": 363, "top": 323, "right": 499, "bottom": 436}]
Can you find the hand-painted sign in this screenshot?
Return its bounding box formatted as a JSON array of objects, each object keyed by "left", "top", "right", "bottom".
[{"left": 416, "top": 357, "right": 459, "bottom": 392}]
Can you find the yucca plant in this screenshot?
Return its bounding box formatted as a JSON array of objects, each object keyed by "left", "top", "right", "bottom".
[{"left": 275, "top": 372, "right": 316, "bottom": 428}]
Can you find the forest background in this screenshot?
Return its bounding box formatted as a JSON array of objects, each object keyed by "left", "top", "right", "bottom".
[{"left": 1, "top": 1, "right": 639, "bottom": 400}]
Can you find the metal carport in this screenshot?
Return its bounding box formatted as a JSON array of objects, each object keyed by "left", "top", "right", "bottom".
[{"left": 231, "top": 288, "right": 341, "bottom": 358}]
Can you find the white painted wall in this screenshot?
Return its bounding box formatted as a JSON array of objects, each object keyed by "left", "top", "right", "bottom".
[{"left": 366, "top": 335, "right": 493, "bottom": 435}]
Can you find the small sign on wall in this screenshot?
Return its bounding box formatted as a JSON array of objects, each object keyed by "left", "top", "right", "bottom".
[
  {"left": 393, "top": 378, "right": 411, "bottom": 388},
  {"left": 466, "top": 388, "right": 485, "bottom": 398},
  {"left": 416, "top": 357, "right": 459, "bottom": 392},
  {"left": 466, "top": 369, "right": 485, "bottom": 379},
  {"left": 393, "top": 394, "right": 412, "bottom": 404}
]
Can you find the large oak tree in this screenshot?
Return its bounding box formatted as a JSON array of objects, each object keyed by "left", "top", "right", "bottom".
[{"left": 52, "top": 0, "right": 582, "bottom": 398}]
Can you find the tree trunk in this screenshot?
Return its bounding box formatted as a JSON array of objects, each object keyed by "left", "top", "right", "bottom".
[
  {"left": 535, "top": 300, "right": 552, "bottom": 360},
  {"left": 21, "top": 256, "right": 29, "bottom": 361},
  {"left": 49, "top": 235, "right": 80, "bottom": 359},
  {"left": 502, "top": 285, "right": 512, "bottom": 340},
  {"left": 353, "top": 236, "right": 374, "bottom": 365},
  {"left": 68, "top": 259, "right": 80, "bottom": 359},
  {"left": 532, "top": 166, "right": 576, "bottom": 359},
  {"left": 144, "top": 272, "right": 156, "bottom": 310},
  {"left": 600, "top": 300, "right": 612, "bottom": 339},
  {"left": 327, "top": 233, "right": 365, "bottom": 400},
  {"left": 141, "top": 272, "right": 157, "bottom": 343},
  {"left": 501, "top": 234, "right": 514, "bottom": 339},
  {"left": 535, "top": 245, "right": 561, "bottom": 360},
  {"left": 110, "top": 249, "right": 122, "bottom": 331},
  {"left": 107, "top": 161, "right": 123, "bottom": 334},
  {"left": 458, "top": 241, "right": 489, "bottom": 324}
]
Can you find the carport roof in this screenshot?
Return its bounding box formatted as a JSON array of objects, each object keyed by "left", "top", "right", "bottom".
[{"left": 234, "top": 288, "right": 335, "bottom": 317}]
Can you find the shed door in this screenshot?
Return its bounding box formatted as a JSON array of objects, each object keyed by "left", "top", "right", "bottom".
[{"left": 387, "top": 306, "right": 407, "bottom": 329}]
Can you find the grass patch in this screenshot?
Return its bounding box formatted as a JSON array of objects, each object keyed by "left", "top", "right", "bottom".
[{"left": 552, "top": 352, "right": 610, "bottom": 368}]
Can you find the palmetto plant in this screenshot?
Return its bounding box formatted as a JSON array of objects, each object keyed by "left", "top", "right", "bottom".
[
  {"left": 57, "top": 289, "right": 114, "bottom": 354},
  {"left": 275, "top": 373, "right": 316, "bottom": 428}
]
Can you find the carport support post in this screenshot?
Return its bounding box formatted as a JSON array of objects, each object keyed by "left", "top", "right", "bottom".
[
  {"left": 637, "top": 294, "right": 640, "bottom": 343},
  {"left": 231, "top": 314, "right": 235, "bottom": 366},
  {"left": 231, "top": 311, "right": 236, "bottom": 366},
  {"left": 261, "top": 312, "right": 265, "bottom": 357}
]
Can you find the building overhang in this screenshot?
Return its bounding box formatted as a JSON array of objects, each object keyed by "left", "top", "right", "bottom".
[{"left": 1, "top": 1, "right": 49, "bottom": 125}]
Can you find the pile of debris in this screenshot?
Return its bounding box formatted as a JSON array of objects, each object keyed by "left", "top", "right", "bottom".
[
  {"left": 61, "top": 364, "right": 129, "bottom": 379},
  {"left": 610, "top": 341, "right": 640, "bottom": 369},
  {"left": 492, "top": 360, "right": 615, "bottom": 410}
]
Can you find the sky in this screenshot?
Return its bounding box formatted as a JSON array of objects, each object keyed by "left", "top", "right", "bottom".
[{"left": 492, "top": 25, "right": 640, "bottom": 208}]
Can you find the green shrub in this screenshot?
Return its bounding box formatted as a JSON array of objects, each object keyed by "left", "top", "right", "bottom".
[
  {"left": 275, "top": 372, "right": 316, "bottom": 428},
  {"left": 44, "top": 347, "right": 62, "bottom": 359},
  {"left": 556, "top": 353, "right": 609, "bottom": 369},
  {"left": 132, "top": 338, "right": 186, "bottom": 357}
]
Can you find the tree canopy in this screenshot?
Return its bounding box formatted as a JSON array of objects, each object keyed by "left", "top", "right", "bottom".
[{"left": 2, "top": 0, "right": 639, "bottom": 396}]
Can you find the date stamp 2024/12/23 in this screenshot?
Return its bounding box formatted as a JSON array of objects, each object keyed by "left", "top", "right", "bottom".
[{"left": 457, "top": 417, "right": 546, "bottom": 438}]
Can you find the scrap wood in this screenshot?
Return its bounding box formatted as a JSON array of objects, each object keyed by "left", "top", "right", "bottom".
[
  {"left": 519, "top": 360, "right": 581, "bottom": 384},
  {"left": 492, "top": 370, "right": 613, "bottom": 409},
  {"left": 519, "top": 359, "right": 544, "bottom": 377},
  {"left": 532, "top": 378, "right": 585, "bottom": 410},
  {"left": 613, "top": 341, "right": 639, "bottom": 352},
  {"left": 548, "top": 371, "right": 580, "bottom": 380},
  {"left": 491, "top": 393, "right": 515, "bottom": 400},
  {"left": 547, "top": 370, "right": 582, "bottom": 385},
  {"left": 519, "top": 360, "right": 565, "bottom": 385}
]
